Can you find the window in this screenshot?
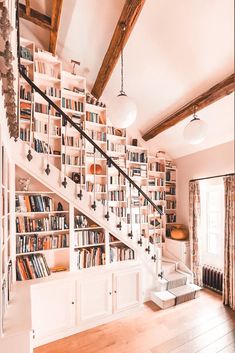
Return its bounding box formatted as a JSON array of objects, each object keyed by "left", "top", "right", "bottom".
[{"left": 200, "top": 179, "right": 224, "bottom": 269}]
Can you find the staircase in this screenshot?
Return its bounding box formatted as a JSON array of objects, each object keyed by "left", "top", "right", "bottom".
[
  {"left": 151, "top": 258, "right": 201, "bottom": 309},
  {"left": 13, "top": 45, "right": 200, "bottom": 309}
]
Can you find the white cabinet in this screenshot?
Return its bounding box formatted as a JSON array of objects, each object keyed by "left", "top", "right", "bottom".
[
  {"left": 31, "top": 279, "right": 76, "bottom": 343},
  {"left": 165, "top": 238, "right": 190, "bottom": 267},
  {"left": 78, "top": 272, "right": 112, "bottom": 323},
  {"left": 113, "top": 268, "right": 141, "bottom": 313}
]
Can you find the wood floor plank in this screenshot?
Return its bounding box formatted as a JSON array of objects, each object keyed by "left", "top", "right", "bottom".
[
  {"left": 218, "top": 342, "right": 235, "bottom": 353},
  {"left": 198, "top": 330, "right": 235, "bottom": 353},
  {"left": 152, "top": 308, "right": 234, "bottom": 353},
  {"left": 35, "top": 290, "right": 235, "bottom": 353},
  {"left": 169, "top": 319, "right": 235, "bottom": 353}
]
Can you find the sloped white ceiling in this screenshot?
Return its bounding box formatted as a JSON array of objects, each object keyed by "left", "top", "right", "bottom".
[{"left": 20, "top": 0, "right": 234, "bottom": 158}]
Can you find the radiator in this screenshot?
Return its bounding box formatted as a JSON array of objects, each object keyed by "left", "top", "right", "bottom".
[{"left": 202, "top": 265, "right": 223, "bottom": 293}]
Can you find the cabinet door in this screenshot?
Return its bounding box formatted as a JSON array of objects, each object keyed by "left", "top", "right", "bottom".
[
  {"left": 78, "top": 272, "right": 112, "bottom": 323},
  {"left": 31, "top": 279, "right": 76, "bottom": 342},
  {"left": 113, "top": 268, "right": 141, "bottom": 313}
]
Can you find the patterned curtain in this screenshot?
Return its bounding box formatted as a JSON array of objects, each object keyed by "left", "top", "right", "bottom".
[
  {"left": 223, "top": 175, "right": 235, "bottom": 310},
  {"left": 189, "top": 181, "right": 202, "bottom": 286}
]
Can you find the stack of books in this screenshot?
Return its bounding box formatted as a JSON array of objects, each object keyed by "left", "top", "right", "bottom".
[{"left": 16, "top": 254, "right": 51, "bottom": 280}]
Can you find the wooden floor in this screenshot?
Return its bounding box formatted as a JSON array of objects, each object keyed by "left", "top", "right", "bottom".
[{"left": 35, "top": 290, "right": 235, "bottom": 353}]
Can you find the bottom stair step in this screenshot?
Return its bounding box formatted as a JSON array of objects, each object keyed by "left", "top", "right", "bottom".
[
  {"left": 169, "top": 284, "right": 201, "bottom": 305},
  {"left": 151, "top": 284, "right": 201, "bottom": 309}
]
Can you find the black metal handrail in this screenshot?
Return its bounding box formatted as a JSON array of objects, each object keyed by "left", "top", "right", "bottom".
[
  {"left": 19, "top": 67, "right": 162, "bottom": 216},
  {"left": 16, "top": 2, "right": 162, "bottom": 216}
]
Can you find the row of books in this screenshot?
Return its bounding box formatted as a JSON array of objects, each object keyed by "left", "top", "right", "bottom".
[
  {"left": 74, "top": 230, "right": 105, "bottom": 247},
  {"left": 109, "top": 190, "right": 126, "bottom": 201},
  {"left": 62, "top": 98, "right": 84, "bottom": 112},
  {"left": 35, "top": 60, "right": 60, "bottom": 79},
  {"left": 62, "top": 154, "right": 85, "bottom": 166},
  {"left": 166, "top": 200, "right": 176, "bottom": 209},
  {"left": 107, "top": 141, "right": 126, "bottom": 154},
  {"left": 20, "top": 85, "right": 32, "bottom": 101},
  {"left": 107, "top": 126, "right": 126, "bottom": 137},
  {"left": 129, "top": 166, "right": 147, "bottom": 178},
  {"left": 111, "top": 156, "right": 126, "bottom": 168},
  {"left": 110, "top": 246, "right": 134, "bottom": 263},
  {"left": 20, "top": 127, "right": 30, "bottom": 142},
  {"left": 20, "top": 102, "right": 31, "bottom": 120},
  {"left": 86, "top": 182, "right": 106, "bottom": 192},
  {"left": 149, "top": 162, "right": 165, "bottom": 172},
  {"left": 166, "top": 186, "right": 176, "bottom": 195},
  {"left": 166, "top": 170, "right": 176, "bottom": 182},
  {"left": 44, "top": 86, "right": 61, "bottom": 98},
  {"left": 16, "top": 234, "right": 69, "bottom": 254},
  {"left": 149, "top": 191, "right": 165, "bottom": 201},
  {"left": 34, "top": 120, "right": 61, "bottom": 136},
  {"left": 34, "top": 138, "right": 57, "bottom": 155},
  {"left": 127, "top": 213, "right": 148, "bottom": 224},
  {"left": 15, "top": 194, "right": 54, "bottom": 213},
  {"left": 16, "top": 254, "right": 50, "bottom": 281},
  {"left": 16, "top": 216, "right": 68, "bottom": 233},
  {"left": 20, "top": 46, "right": 33, "bottom": 61},
  {"left": 109, "top": 175, "right": 126, "bottom": 186},
  {"left": 76, "top": 246, "right": 106, "bottom": 269},
  {"left": 86, "top": 130, "right": 106, "bottom": 141},
  {"left": 110, "top": 206, "right": 127, "bottom": 218},
  {"left": 166, "top": 213, "right": 176, "bottom": 223},
  {"left": 35, "top": 103, "right": 50, "bottom": 115},
  {"left": 148, "top": 177, "right": 164, "bottom": 186},
  {"left": 127, "top": 151, "right": 147, "bottom": 163},
  {"left": 62, "top": 134, "right": 82, "bottom": 148},
  {"left": 86, "top": 112, "right": 102, "bottom": 124}
]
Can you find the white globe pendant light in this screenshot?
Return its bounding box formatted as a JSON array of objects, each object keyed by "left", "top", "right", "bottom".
[
  {"left": 109, "top": 31, "right": 137, "bottom": 128},
  {"left": 184, "top": 106, "right": 207, "bottom": 145},
  {"left": 110, "top": 91, "right": 137, "bottom": 128}
]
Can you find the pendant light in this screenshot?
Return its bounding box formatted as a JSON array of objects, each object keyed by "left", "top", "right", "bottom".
[
  {"left": 183, "top": 105, "right": 207, "bottom": 145},
  {"left": 109, "top": 23, "right": 137, "bottom": 128}
]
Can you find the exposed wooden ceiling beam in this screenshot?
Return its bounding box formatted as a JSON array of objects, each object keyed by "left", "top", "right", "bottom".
[
  {"left": 49, "top": 0, "right": 63, "bottom": 55},
  {"left": 19, "top": 3, "right": 52, "bottom": 30},
  {"left": 142, "top": 73, "right": 235, "bottom": 141},
  {"left": 91, "top": 0, "right": 146, "bottom": 99},
  {"left": 25, "top": 0, "right": 30, "bottom": 16}
]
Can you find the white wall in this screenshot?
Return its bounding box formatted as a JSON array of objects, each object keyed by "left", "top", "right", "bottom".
[{"left": 176, "top": 140, "right": 234, "bottom": 226}]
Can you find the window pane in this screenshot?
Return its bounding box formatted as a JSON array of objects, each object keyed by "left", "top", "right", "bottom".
[{"left": 208, "top": 233, "right": 219, "bottom": 254}]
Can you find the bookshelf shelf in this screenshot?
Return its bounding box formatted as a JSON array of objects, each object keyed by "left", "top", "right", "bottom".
[
  {"left": 16, "top": 248, "right": 69, "bottom": 256},
  {"left": 15, "top": 211, "right": 69, "bottom": 215},
  {"left": 74, "top": 243, "right": 105, "bottom": 249},
  {"left": 16, "top": 229, "right": 70, "bottom": 236}
]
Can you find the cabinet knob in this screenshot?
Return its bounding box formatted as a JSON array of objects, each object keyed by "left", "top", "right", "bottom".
[
  {"left": 114, "top": 290, "right": 117, "bottom": 294},
  {"left": 109, "top": 292, "right": 112, "bottom": 295},
  {"left": 72, "top": 301, "right": 75, "bottom": 304}
]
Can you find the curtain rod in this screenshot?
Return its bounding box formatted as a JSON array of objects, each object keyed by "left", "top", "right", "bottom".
[{"left": 190, "top": 173, "right": 235, "bottom": 182}]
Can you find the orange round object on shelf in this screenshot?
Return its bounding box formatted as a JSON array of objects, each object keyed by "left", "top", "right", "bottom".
[
  {"left": 171, "top": 224, "right": 189, "bottom": 240},
  {"left": 90, "top": 164, "right": 102, "bottom": 175}
]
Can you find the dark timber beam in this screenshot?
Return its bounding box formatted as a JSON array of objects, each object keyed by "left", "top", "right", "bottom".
[
  {"left": 19, "top": 3, "right": 52, "bottom": 30},
  {"left": 49, "top": 0, "right": 63, "bottom": 55},
  {"left": 142, "top": 73, "right": 235, "bottom": 141},
  {"left": 91, "top": 0, "right": 146, "bottom": 99}
]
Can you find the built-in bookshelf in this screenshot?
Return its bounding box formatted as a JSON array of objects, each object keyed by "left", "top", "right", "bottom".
[
  {"left": 19, "top": 37, "right": 177, "bottom": 246},
  {"left": 0, "top": 125, "right": 13, "bottom": 336},
  {"left": 109, "top": 234, "right": 135, "bottom": 263},
  {"left": 165, "top": 160, "right": 177, "bottom": 237},
  {"left": 15, "top": 166, "right": 70, "bottom": 280}
]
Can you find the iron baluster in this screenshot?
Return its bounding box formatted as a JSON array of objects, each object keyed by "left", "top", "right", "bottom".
[
  {"left": 26, "top": 86, "right": 34, "bottom": 162},
  {"left": 91, "top": 146, "right": 96, "bottom": 210},
  {"left": 45, "top": 103, "right": 51, "bottom": 175},
  {"left": 116, "top": 171, "right": 122, "bottom": 230},
  {"left": 128, "top": 182, "right": 133, "bottom": 239}
]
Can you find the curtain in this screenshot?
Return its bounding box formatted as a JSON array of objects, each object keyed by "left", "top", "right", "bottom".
[
  {"left": 189, "top": 181, "right": 202, "bottom": 286},
  {"left": 223, "top": 175, "right": 235, "bottom": 310}
]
